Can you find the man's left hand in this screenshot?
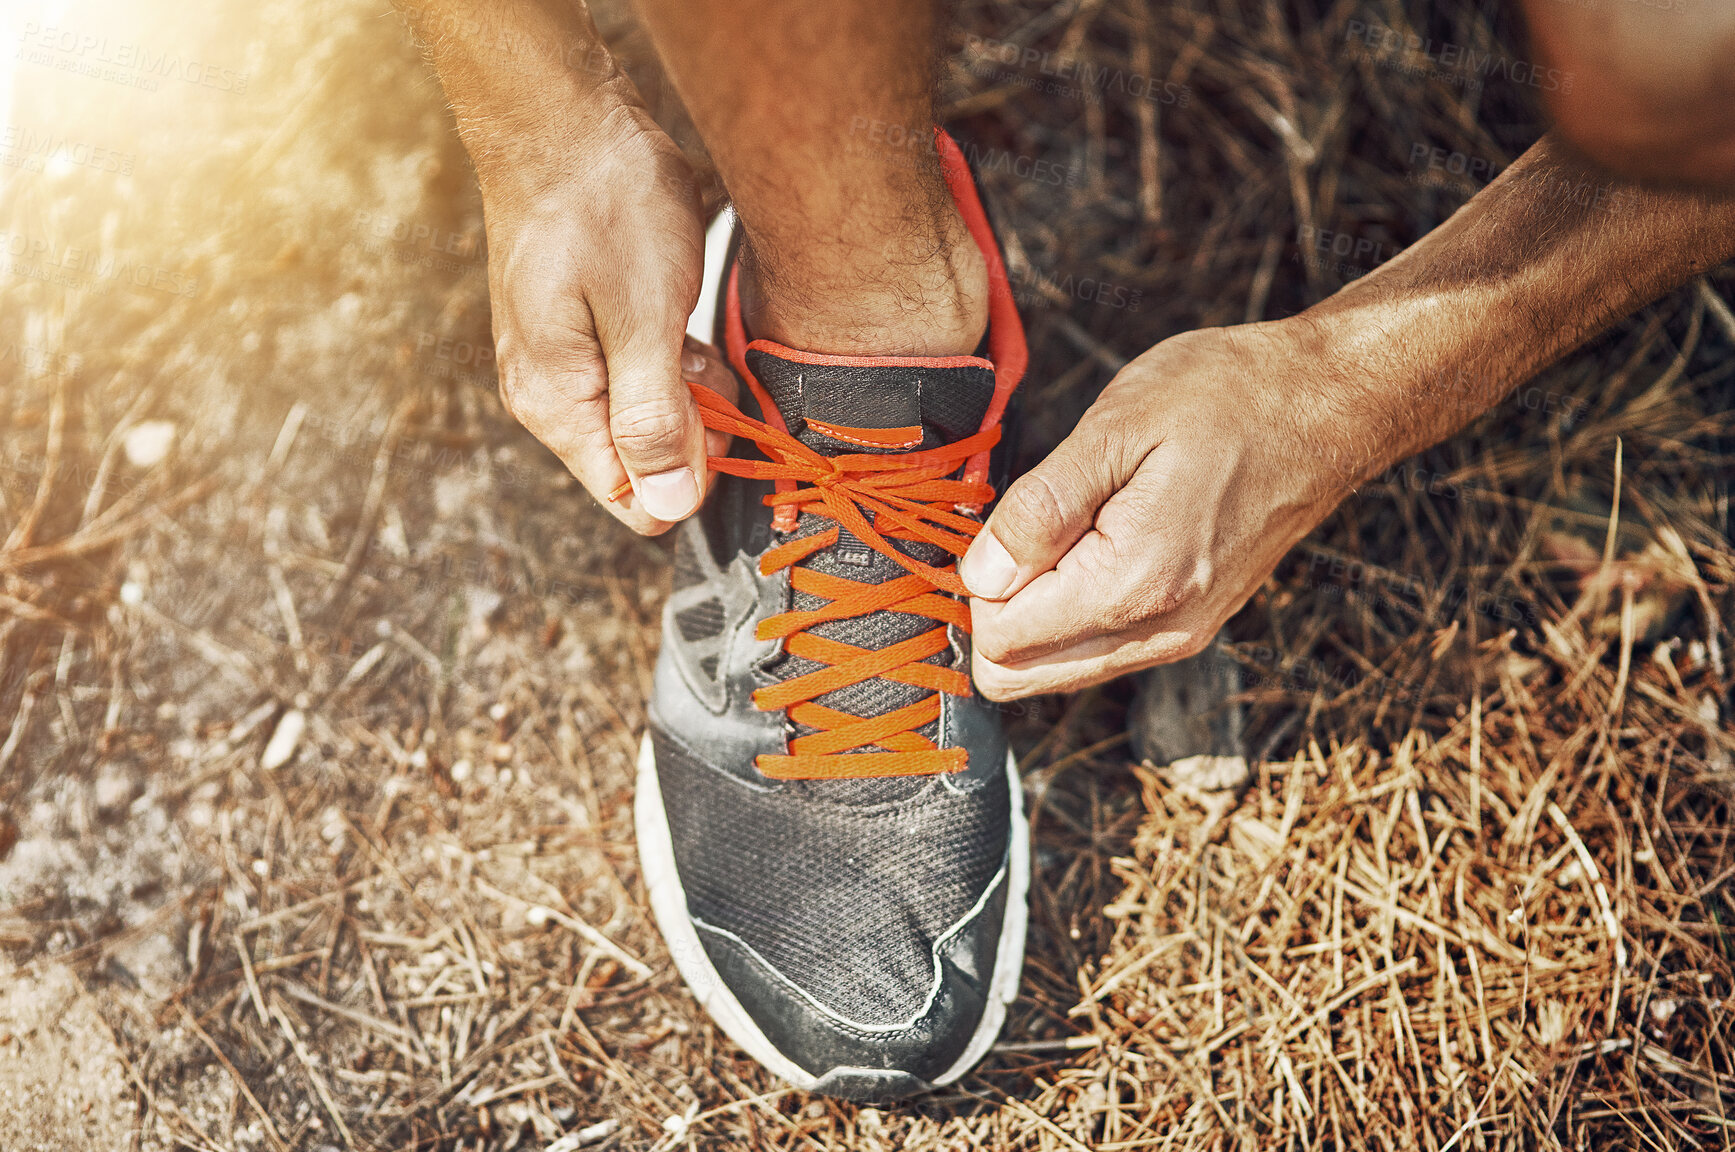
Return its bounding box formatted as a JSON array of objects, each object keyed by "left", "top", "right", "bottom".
[{"left": 960, "top": 320, "right": 1366, "bottom": 699}]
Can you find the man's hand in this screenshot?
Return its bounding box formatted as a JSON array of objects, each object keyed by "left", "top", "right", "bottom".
[
  {"left": 958, "top": 134, "right": 1735, "bottom": 701},
  {"left": 960, "top": 322, "right": 1351, "bottom": 699},
  {"left": 397, "top": 0, "right": 735, "bottom": 534},
  {"left": 483, "top": 104, "right": 735, "bottom": 533}
]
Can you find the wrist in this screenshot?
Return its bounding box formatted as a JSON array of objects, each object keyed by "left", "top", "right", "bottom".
[
  {"left": 468, "top": 85, "right": 668, "bottom": 211},
  {"left": 1238, "top": 313, "right": 1394, "bottom": 499},
  {"left": 396, "top": 0, "right": 636, "bottom": 204},
  {"left": 398, "top": 0, "right": 616, "bottom": 94},
  {"left": 1280, "top": 295, "right": 1502, "bottom": 493}
]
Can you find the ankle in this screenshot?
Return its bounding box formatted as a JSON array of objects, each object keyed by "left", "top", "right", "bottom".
[{"left": 741, "top": 210, "right": 991, "bottom": 358}]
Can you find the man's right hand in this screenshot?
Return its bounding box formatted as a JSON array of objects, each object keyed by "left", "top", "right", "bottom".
[
  {"left": 483, "top": 102, "right": 736, "bottom": 533},
  {"left": 399, "top": 0, "right": 735, "bottom": 533}
]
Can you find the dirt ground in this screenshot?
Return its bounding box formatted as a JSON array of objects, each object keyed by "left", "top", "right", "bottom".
[{"left": 2, "top": 0, "right": 1733, "bottom": 1148}]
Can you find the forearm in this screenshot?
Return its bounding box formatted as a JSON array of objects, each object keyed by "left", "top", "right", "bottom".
[
  {"left": 392, "top": 0, "right": 628, "bottom": 197},
  {"left": 1300, "top": 133, "right": 1735, "bottom": 485}
]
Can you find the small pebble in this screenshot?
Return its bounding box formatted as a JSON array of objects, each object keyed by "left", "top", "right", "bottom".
[
  {"left": 123, "top": 420, "right": 176, "bottom": 468},
  {"left": 261, "top": 709, "right": 306, "bottom": 771}
]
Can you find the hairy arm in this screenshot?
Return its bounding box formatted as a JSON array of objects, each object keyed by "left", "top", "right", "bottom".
[
  {"left": 1310, "top": 132, "right": 1735, "bottom": 487},
  {"left": 393, "top": 0, "right": 623, "bottom": 193},
  {"left": 389, "top": 0, "right": 733, "bottom": 531},
  {"left": 965, "top": 133, "right": 1735, "bottom": 698}
]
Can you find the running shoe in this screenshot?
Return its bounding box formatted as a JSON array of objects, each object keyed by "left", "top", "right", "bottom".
[{"left": 635, "top": 129, "right": 1029, "bottom": 1101}]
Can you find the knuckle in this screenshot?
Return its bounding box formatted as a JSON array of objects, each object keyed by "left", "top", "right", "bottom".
[
  {"left": 1107, "top": 549, "right": 1209, "bottom": 632},
  {"left": 496, "top": 340, "right": 609, "bottom": 417},
  {"left": 1175, "top": 629, "right": 1214, "bottom": 661},
  {"left": 997, "top": 471, "right": 1069, "bottom": 552},
  {"left": 496, "top": 363, "right": 534, "bottom": 422},
  {"left": 610, "top": 399, "right": 689, "bottom": 460},
  {"left": 972, "top": 658, "right": 1017, "bottom": 702},
  {"left": 971, "top": 618, "right": 1014, "bottom": 666},
  {"left": 1121, "top": 578, "right": 1184, "bottom": 629},
  {"left": 1103, "top": 481, "right": 1163, "bottom": 534},
  {"left": 1070, "top": 541, "right": 1145, "bottom": 617},
  {"left": 1098, "top": 601, "right": 1148, "bottom": 637},
  {"left": 975, "top": 633, "right": 1011, "bottom": 666}
]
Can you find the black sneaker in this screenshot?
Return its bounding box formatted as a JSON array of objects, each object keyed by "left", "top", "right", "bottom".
[{"left": 635, "top": 129, "right": 1029, "bottom": 1101}]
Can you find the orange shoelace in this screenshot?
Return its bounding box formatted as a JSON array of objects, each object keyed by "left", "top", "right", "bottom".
[{"left": 689, "top": 382, "right": 999, "bottom": 780}]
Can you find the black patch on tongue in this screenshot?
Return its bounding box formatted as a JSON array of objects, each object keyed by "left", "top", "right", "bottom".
[
  {"left": 743, "top": 346, "right": 998, "bottom": 800},
  {"left": 745, "top": 348, "right": 996, "bottom": 455}
]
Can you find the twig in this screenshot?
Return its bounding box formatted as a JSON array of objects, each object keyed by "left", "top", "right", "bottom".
[
  {"left": 271, "top": 997, "right": 368, "bottom": 1152},
  {"left": 177, "top": 1001, "right": 289, "bottom": 1152}
]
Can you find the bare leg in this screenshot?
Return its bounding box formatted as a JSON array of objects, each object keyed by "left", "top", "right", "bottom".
[
  {"left": 634, "top": 0, "right": 989, "bottom": 358},
  {"left": 1520, "top": 0, "right": 1735, "bottom": 188}
]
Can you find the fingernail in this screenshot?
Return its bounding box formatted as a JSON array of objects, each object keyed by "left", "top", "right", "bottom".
[
  {"left": 681, "top": 350, "right": 708, "bottom": 376},
  {"left": 637, "top": 467, "right": 699, "bottom": 521},
  {"left": 960, "top": 532, "right": 1017, "bottom": 600}
]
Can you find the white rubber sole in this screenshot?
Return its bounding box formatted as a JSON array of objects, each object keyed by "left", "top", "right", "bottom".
[{"left": 634, "top": 732, "right": 1030, "bottom": 1094}]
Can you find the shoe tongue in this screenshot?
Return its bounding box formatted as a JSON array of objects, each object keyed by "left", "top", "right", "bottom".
[{"left": 744, "top": 344, "right": 996, "bottom": 455}]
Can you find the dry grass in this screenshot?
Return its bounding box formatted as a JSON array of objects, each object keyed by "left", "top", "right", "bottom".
[{"left": 0, "top": 0, "right": 1732, "bottom": 1148}]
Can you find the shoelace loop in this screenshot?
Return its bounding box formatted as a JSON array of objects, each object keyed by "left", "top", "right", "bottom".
[{"left": 687, "top": 382, "right": 999, "bottom": 780}]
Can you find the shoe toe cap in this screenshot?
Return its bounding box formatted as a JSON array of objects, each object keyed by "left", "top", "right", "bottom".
[{"left": 694, "top": 879, "right": 1007, "bottom": 1093}]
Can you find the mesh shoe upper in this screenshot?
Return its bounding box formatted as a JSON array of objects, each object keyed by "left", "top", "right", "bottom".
[{"left": 651, "top": 729, "right": 1009, "bottom": 1028}]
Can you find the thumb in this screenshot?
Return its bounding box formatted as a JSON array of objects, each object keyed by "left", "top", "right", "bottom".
[
  {"left": 602, "top": 317, "right": 708, "bottom": 524},
  {"left": 960, "top": 426, "right": 1129, "bottom": 601}
]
